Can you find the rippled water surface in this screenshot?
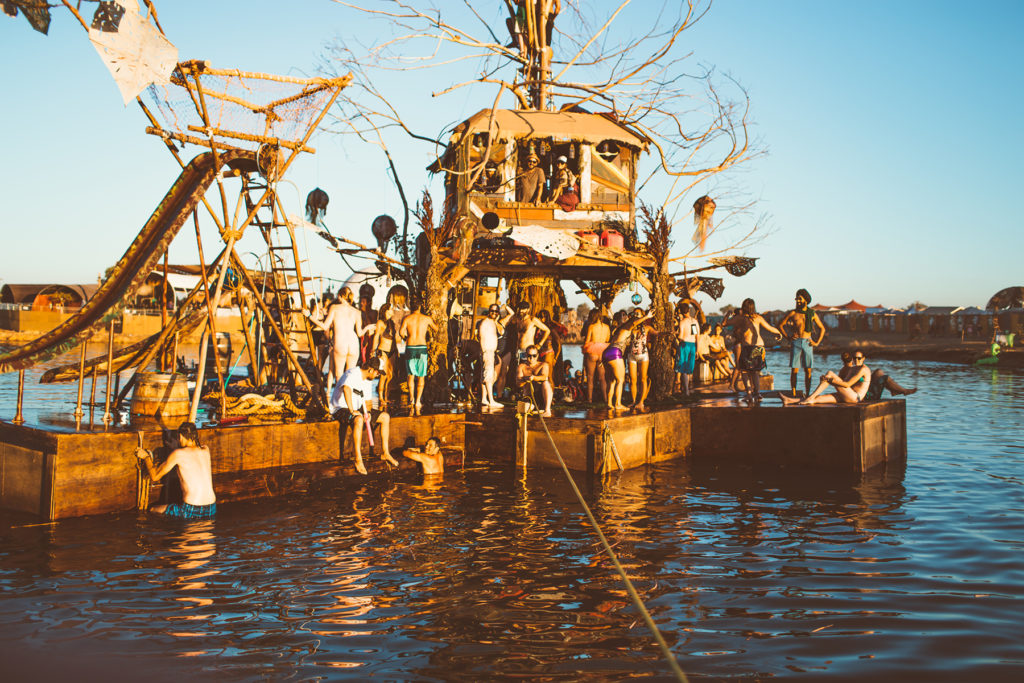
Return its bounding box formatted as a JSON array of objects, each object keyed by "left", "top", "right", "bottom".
[{"left": 1, "top": 356, "right": 1023, "bottom": 680}]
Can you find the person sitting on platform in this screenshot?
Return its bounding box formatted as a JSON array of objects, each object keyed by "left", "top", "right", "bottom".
[
  {"left": 853, "top": 352, "right": 917, "bottom": 400},
  {"left": 135, "top": 422, "right": 216, "bottom": 519},
  {"left": 332, "top": 356, "right": 399, "bottom": 475},
  {"left": 781, "top": 351, "right": 870, "bottom": 405},
  {"left": 402, "top": 436, "right": 445, "bottom": 476},
  {"left": 517, "top": 344, "right": 553, "bottom": 416}
]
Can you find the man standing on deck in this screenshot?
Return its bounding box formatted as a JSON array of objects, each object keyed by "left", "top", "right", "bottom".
[
  {"left": 136, "top": 422, "right": 216, "bottom": 519},
  {"left": 779, "top": 288, "right": 826, "bottom": 396},
  {"left": 726, "top": 298, "right": 783, "bottom": 402},
  {"left": 399, "top": 304, "right": 437, "bottom": 410},
  {"left": 332, "top": 357, "right": 399, "bottom": 475}
]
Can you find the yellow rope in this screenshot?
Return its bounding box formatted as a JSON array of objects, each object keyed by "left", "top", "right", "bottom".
[{"left": 205, "top": 391, "right": 307, "bottom": 416}]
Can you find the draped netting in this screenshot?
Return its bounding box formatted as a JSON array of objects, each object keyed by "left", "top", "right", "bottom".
[{"left": 144, "top": 61, "right": 351, "bottom": 150}]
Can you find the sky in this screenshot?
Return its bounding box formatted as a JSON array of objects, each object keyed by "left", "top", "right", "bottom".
[{"left": 1, "top": 0, "right": 1022, "bottom": 313}]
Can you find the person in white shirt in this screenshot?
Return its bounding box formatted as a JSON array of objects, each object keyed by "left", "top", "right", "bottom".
[
  {"left": 331, "top": 357, "right": 398, "bottom": 474},
  {"left": 477, "top": 300, "right": 513, "bottom": 407}
]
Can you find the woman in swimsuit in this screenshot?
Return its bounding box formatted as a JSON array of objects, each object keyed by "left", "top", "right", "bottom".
[
  {"left": 582, "top": 308, "right": 611, "bottom": 403},
  {"left": 603, "top": 310, "right": 653, "bottom": 410},
  {"left": 536, "top": 309, "right": 562, "bottom": 382},
  {"left": 372, "top": 302, "right": 396, "bottom": 408},
  {"left": 626, "top": 307, "right": 658, "bottom": 410},
  {"left": 706, "top": 323, "right": 733, "bottom": 381}
]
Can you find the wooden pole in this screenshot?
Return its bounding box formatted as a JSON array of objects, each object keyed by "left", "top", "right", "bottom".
[
  {"left": 189, "top": 234, "right": 238, "bottom": 421},
  {"left": 13, "top": 370, "right": 25, "bottom": 425},
  {"left": 103, "top": 320, "right": 114, "bottom": 424},
  {"left": 237, "top": 295, "right": 260, "bottom": 385},
  {"left": 73, "top": 341, "right": 87, "bottom": 419},
  {"left": 160, "top": 251, "right": 169, "bottom": 371},
  {"left": 90, "top": 364, "right": 98, "bottom": 411}
]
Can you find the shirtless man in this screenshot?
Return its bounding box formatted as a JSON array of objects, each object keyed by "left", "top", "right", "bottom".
[
  {"left": 515, "top": 302, "right": 550, "bottom": 358},
  {"left": 135, "top": 422, "right": 216, "bottom": 519},
  {"left": 477, "top": 300, "right": 514, "bottom": 407},
  {"left": 726, "top": 298, "right": 782, "bottom": 402},
  {"left": 304, "top": 287, "right": 370, "bottom": 391},
  {"left": 402, "top": 436, "right": 445, "bottom": 476},
  {"left": 674, "top": 299, "right": 706, "bottom": 397},
  {"left": 399, "top": 304, "right": 437, "bottom": 409},
  {"left": 516, "top": 344, "right": 553, "bottom": 415},
  {"left": 778, "top": 288, "right": 826, "bottom": 396},
  {"left": 781, "top": 351, "right": 870, "bottom": 405}
]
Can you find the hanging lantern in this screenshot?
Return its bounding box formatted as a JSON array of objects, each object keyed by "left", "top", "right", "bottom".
[
  {"left": 371, "top": 214, "right": 398, "bottom": 253},
  {"left": 305, "top": 187, "right": 329, "bottom": 224},
  {"left": 692, "top": 195, "right": 716, "bottom": 253},
  {"left": 631, "top": 293, "right": 643, "bottom": 305}
]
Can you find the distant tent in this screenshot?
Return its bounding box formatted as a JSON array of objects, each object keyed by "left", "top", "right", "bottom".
[{"left": 838, "top": 300, "right": 867, "bottom": 311}]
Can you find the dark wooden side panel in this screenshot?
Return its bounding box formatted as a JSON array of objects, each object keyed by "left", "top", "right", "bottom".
[
  {"left": 52, "top": 432, "right": 138, "bottom": 519},
  {"left": 0, "top": 442, "right": 46, "bottom": 516},
  {"left": 653, "top": 409, "right": 691, "bottom": 462}
]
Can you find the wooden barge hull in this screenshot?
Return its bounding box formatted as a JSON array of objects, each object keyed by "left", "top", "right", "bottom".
[{"left": 1, "top": 400, "right": 906, "bottom": 520}]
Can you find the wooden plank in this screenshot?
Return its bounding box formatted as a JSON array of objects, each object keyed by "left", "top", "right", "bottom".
[{"left": 0, "top": 442, "right": 45, "bottom": 515}]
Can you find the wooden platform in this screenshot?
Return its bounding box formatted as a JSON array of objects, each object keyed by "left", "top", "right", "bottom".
[{"left": 1, "top": 396, "right": 907, "bottom": 520}]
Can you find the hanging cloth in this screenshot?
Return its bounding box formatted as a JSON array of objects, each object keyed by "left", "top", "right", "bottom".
[{"left": 88, "top": 0, "right": 177, "bottom": 105}]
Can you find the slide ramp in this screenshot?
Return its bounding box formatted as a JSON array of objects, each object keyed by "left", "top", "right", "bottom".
[{"left": 0, "top": 149, "right": 253, "bottom": 373}]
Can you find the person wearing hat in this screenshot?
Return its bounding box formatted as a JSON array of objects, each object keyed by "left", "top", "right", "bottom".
[
  {"left": 516, "top": 152, "right": 546, "bottom": 203},
  {"left": 331, "top": 356, "right": 398, "bottom": 475},
  {"left": 549, "top": 155, "right": 578, "bottom": 210}
]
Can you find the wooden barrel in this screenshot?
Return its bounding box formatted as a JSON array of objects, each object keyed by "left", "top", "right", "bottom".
[{"left": 130, "top": 372, "right": 191, "bottom": 417}]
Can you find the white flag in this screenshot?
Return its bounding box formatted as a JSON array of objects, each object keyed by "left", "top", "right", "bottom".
[{"left": 88, "top": 1, "right": 177, "bottom": 105}]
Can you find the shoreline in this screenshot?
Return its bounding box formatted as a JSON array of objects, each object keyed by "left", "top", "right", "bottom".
[{"left": 813, "top": 331, "right": 1023, "bottom": 368}]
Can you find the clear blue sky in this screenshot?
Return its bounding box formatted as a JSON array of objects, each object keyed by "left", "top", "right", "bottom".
[{"left": 2, "top": 1, "right": 1021, "bottom": 312}]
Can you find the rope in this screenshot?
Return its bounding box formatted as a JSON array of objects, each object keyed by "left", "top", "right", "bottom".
[
  {"left": 205, "top": 391, "right": 306, "bottom": 416},
  {"left": 532, "top": 411, "right": 689, "bottom": 683}
]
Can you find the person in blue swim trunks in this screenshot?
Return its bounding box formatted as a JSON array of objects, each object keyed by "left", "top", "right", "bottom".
[
  {"left": 779, "top": 288, "right": 826, "bottom": 396},
  {"left": 136, "top": 422, "right": 216, "bottom": 519},
  {"left": 399, "top": 304, "right": 437, "bottom": 410}
]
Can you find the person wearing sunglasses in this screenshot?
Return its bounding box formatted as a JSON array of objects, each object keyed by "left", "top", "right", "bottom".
[
  {"left": 781, "top": 351, "right": 870, "bottom": 405},
  {"left": 516, "top": 344, "right": 553, "bottom": 416}
]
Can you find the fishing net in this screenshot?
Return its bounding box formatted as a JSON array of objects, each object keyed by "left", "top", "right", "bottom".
[
  {"left": 144, "top": 61, "right": 350, "bottom": 151},
  {"left": 674, "top": 276, "right": 724, "bottom": 300}
]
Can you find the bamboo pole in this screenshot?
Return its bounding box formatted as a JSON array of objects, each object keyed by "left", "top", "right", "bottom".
[
  {"left": 161, "top": 251, "right": 169, "bottom": 371},
  {"left": 237, "top": 295, "right": 260, "bottom": 385},
  {"left": 90, "top": 364, "right": 98, "bottom": 411},
  {"left": 189, "top": 235, "right": 238, "bottom": 421},
  {"left": 193, "top": 210, "right": 227, "bottom": 415},
  {"left": 103, "top": 320, "right": 114, "bottom": 424},
  {"left": 74, "top": 341, "right": 87, "bottom": 419},
  {"left": 13, "top": 370, "right": 25, "bottom": 425}
]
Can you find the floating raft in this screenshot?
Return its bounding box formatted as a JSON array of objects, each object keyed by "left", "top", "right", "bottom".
[{"left": 1, "top": 397, "right": 906, "bottom": 520}]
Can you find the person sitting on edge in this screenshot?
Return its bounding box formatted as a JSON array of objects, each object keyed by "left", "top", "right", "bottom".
[
  {"left": 402, "top": 436, "right": 445, "bottom": 476},
  {"left": 781, "top": 351, "right": 870, "bottom": 405},
  {"left": 778, "top": 288, "right": 827, "bottom": 396},
  {"left": 135, "top": 422, "right": 216, "bottom": 519},
  {"left": 853, "top": 351, "right": 918, "bottom": 400},
  {"left": 517, "top": 344, "right": 553, "bottom": 416},
  {"left": 331, "top": 356, "right": 399, "bottom": 475},
  {"left": 399, "top": 303, "right": 437, "bottom": 410}
]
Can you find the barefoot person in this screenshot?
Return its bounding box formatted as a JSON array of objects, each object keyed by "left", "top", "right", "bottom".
[
  {"left": 332, "top": 357, "right": 399, "bottom": 474},
  {"left": 135, "top": 422, "right": 216, "bottom": 519},
  {"left": 626, "top": 307, "right": 657, "bottom": 410},
  {"left": 582, "top": 308, "right": 610, "bottom": 404},
  {"left": 304, "top": 287, "right": 371, "bottom": 390},
  {"left": 854, "top": 352, "right": 918, "bottom": 400},
  {"left": 675, "top": 299, "right": 705, "bottom": 397},
  {"left": 371, "top": 303, "right": 396, "bottom": 409},
  {"left": 517, "top": 344, "right": 554, "bottom": 415},
  {"left": 402, "top": 436, "right": 445, "bottom": 476},
  {"left": 779, "top": 288, "right": 827, "bottom": 396},
  {"left": 399, "top": 304, "right": 437, "bottom": 409},
  {"left": 604, "top": 309, "right": 654, "bottom": 410},
  {"left": 782, "top": 351, "right": 871, "bottom": 405},
  {"left": 726, "top": 298, "right": 782, "bottom": 402},
  {"left": 477, "top": 300, "right": 513, "bottom": 407}
]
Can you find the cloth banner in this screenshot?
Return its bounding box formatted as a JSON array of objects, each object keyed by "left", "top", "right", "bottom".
[
  {"left": 508, "top": 225, "right": 580, "bottom": 260},
  {"left": 88, "top": 0, "right": 177, "bottom": 105}
]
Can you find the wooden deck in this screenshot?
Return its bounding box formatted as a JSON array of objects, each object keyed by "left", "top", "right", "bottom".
[{"left": 1, "top": 393, "right": 907, "bottom": 520}]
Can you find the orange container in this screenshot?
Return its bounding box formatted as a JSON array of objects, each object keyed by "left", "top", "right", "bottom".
[
  {"left": 575, "top": 230, "right": 600, "bottom": 246},
  {"left": 600, "top": 229, "right": 624, "bottom": 249}
]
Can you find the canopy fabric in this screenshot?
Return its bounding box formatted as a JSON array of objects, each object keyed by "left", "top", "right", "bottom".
[
  {"left": 88, "top": 0, "right": 178, "bottom": 105},
  {"left": 838, "top": 300, "right": 868, "bottom": 311},
  {"left": 452, "top": 109, "right": 648, "bottom": 148}
]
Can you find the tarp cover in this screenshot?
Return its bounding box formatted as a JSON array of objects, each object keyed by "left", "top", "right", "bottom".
[{"left": 508, "top": 225, "right": 580, "bottom": 260}]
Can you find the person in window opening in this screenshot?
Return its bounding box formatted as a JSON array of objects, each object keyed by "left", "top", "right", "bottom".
[
  {"left": 549, "top": 155, "right": 579, "bottom": 211},
  {"left": 516, "top": 153, "right": 546, "bottom": 203},
  {"left": 475, "top": 161, "right": 503, "bottom": 193}
]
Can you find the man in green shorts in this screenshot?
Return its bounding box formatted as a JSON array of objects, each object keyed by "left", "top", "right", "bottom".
[{"left": 399, "top": 303, "right": 436, "bottom": 410}]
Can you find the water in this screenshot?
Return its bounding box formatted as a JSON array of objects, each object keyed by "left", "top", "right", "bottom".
[{"left": 1, "top": 353, "right": 1023, "bottom": 680}]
